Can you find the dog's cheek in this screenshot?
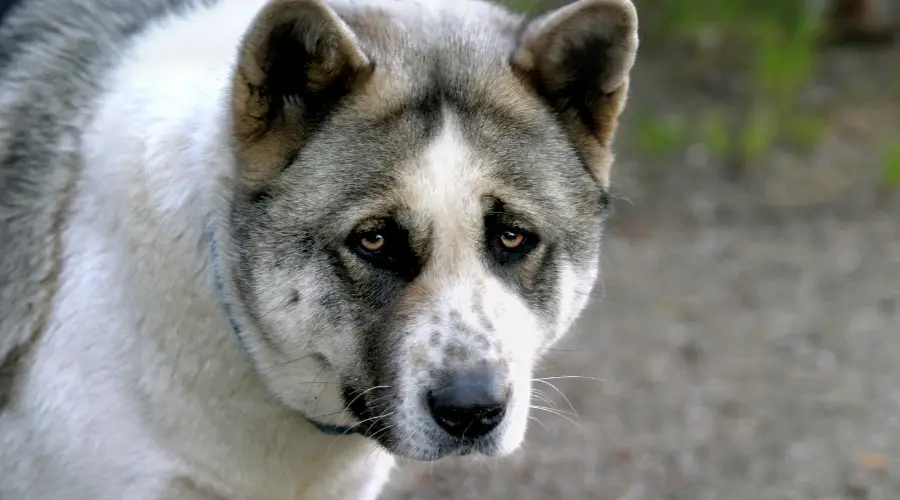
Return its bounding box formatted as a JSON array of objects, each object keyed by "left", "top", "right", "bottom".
[
  {"left": 248, "top": 264, "right": 316, "bottom": 352},
  {"left": 550, "top": 255, "right": 600, "bottom": 345}
]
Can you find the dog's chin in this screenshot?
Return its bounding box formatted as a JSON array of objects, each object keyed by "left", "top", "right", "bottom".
[
  {"left": 367, "top": 432, "right": 508, "bottom": 462},
  {"left": 354, "top": 415, "right": 518, "bottom": 462}
]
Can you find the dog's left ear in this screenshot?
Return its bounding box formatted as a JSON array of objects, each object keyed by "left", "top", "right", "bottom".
[
  {"left": 513, "top": 0, "right": 638, "bottom": 183},
  {"left": 231, "top": 0, "right": 374, "bottom": 189}
]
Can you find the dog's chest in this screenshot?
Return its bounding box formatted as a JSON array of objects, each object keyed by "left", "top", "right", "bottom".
[{"left": 180, "top": 429, "right": 396, "bottom": 499}]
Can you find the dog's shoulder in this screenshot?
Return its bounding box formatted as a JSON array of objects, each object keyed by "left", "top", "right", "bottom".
[{"left": 0, "top": 0, "right": 210, "bottom": 412}]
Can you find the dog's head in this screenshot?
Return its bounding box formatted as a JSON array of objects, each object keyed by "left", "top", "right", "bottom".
[{"left": 224, "top": 0, "right": 637, "bottom": 460}]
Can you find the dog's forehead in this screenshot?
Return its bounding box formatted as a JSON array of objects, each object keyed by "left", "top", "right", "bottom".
[
  {"left": 287, "top": 92, "right": 596, "bottom": 243},
  {"left": 277, "top": 2, "right": 605, "bottom": 237},
  {"left": 314, "top": 102, "right": 589, "bottom": 237},
  {"left": 397, "top": 113, "right": 487, "bottom": 227}
]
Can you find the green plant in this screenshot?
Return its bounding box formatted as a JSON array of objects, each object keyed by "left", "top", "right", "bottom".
[
  {"left": 497, "top": 0, "right": 546, "bottom": 14},
  {"left": 702, "top": 108, "right": 731, "bottom": 157},
  {"left": 754, "top": 13, "right": 820, "bottom": 101},
  {"left": 787, "top": 114, "right": 826, "bottom": 150},
  {"left": 882, "top": 141, "right": 900, "bottom": 189},
  {"left": 739, "top": 104, "right": 778, "bottom": 163},
  {"left": 634, "top": 115, "right": 688, "bottom": 157}
]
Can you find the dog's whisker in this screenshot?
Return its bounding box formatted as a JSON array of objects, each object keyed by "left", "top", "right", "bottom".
[
  {"left": 302, "top": 365, "right": 328, "bottom": 407},
  {"left": 529, "top": 405, "right": 581, "bottom": 429},
  {"left": 269, "top": 354, "right": 317, "bottom": 370},
  {"left": 529, "top": 389, "right": 557, "bottom": 409},
  {"left": 363, "top": 422, "right": 398, "bottom": 462},
  {"left": 528, "top": 415, "right": 548, "bottom": 431},
  {"left": 343, "top": 411, "right": 396, "bottom": 434},
  {"left": 533, "top": 375, "right": 608, "bottom": 383},
  {"left": 533, "top": 379, "right": 580, "bottom": 423},
  {"left": 309, "top": 409, "right": 346, "bottom": 419},
  {"left": 338, "top": 385, "right": 391, "bottom": 421},
  {"left": 531, "top": 395, "right": 557, "bottom": 411},
  {"left": 310, "top": 380, "right": 331, "bottom": 417},
  {"left": 323, "top": 413, "right": 396, "bottom": 459}
]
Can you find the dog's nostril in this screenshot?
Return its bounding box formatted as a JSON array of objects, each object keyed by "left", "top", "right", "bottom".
[{"left": 426, "top": 370, "right": 508, "bottom": 439}]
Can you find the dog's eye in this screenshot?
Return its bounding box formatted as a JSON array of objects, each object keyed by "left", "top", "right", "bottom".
[
  {"left": 488, "top": 224, "right": 537, "bottom": 265},
  {"left": 358, "top": 232, "right": 385, "bottom": 253},
  {"left": 346, "top": 222, "right": 420, "bottom": 280},
  {"left": 499, "top": 231, "right": 524, "bottom": 250}
]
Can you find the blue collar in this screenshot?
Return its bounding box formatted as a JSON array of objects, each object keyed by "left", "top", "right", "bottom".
[{"left": 207, "top": 225, "right": 358, "bottom": 437}]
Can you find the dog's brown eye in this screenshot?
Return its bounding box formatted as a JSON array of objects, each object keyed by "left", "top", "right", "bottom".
[
  {"left": 499, "top": 231, "right": 524, "bottom": 249},
  {"left": 359, "top": 233, "right": 385, "bottom": 252}
]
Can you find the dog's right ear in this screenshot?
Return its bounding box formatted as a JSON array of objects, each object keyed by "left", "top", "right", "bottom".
[
  {"left": 512, "top": 0, "right": 638, "bottom": 185},
  {"left": 231, "top": 0, "right": 373, "bottom": 189}
]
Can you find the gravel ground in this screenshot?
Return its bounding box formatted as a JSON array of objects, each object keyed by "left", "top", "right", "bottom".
[{"left": 383, "top": 42, "right": 900, "bottom": 500}]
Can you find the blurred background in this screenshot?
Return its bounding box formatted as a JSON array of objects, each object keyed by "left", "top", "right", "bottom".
[{"left": 386, "top": 1, "right": 900, "bottom": 498}]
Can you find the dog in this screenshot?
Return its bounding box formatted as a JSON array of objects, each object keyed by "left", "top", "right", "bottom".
[{"left": 0, "top": 0, "right": 638, "bottom": 497}]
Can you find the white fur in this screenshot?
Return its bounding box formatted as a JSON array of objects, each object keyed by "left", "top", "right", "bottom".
[{"left": 3, "top": 1, "right": 395, "bottom": 498}]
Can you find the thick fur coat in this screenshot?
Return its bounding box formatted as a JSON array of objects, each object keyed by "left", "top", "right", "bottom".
[{"left": 0, "top": 0, "right": 638, "bottom": 497}]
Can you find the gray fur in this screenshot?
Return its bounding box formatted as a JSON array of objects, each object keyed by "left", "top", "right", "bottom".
[{"left": 0, "top": 0, "right": 213, "bottom": 412}]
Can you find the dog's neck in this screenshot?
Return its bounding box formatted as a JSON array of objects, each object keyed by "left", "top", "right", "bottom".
[{"left": 206, "top": 225, "right": 359, "bottom": 437}]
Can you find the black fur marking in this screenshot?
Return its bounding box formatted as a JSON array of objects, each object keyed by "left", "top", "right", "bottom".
[
  {"left": 599, "top": 189, "right": 611, "bottom": 213},
  {"left": 555, "top": 36, "right": 614, "bottom": 136},
  {"left": 341, "top": 382, "right": 397, "bottom": 443},
  {"left": 484, "top": 207, "right": 541, "bottom": 267},
  {"left": 0, "top": 342, "right": 29, "bottom": 412},
  {"left": 247, "top": 188, "right": 274, "bottom": 205},
  {"left": 523, "top": 243, "right": 560, "bottom": 319},
  {"left": 483, "top": 235, "right": 560, "bottom": 321},
  {"left": 0, "top": 0, "right": 22, "bottom": 46},
  {"left": 370, "top": 89, "right": 444, "bottom": 135},
  {"left": 258, "top": 20, "right": 362, "bottom": 131},
  {"left": 346, "top": 218, "right": 423, "bottom": 283}
]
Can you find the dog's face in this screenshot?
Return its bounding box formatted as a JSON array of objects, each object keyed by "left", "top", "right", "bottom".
[{"left": 226, "top": 0, "right": 637, "bottom": 461}]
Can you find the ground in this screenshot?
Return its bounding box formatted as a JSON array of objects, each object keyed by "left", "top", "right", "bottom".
[{"left": 382, "top": 39, "right": 900, "bottom": 500}]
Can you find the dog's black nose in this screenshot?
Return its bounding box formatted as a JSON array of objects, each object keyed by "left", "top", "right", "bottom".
[{"left": 426, "top": 370, "right": 508, "bottom": 439}]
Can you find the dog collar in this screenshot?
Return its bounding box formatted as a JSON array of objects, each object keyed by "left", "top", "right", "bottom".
[{"left": 207, "top": 224, "right": 358, "bottom": 437}]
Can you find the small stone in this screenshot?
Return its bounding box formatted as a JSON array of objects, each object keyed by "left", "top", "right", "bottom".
[
  {"left": 857, "top": 453, "right": 887, "bottom": 471},
  {"left": 678, "top": 339, "right": 704, "bottom": 366}
]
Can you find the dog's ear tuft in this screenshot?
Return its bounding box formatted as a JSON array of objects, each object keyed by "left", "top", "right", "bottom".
[
  {"left": 231, "top": 0, "right": 373, "bottom": 188},
  {"left": 512, "top": 0, "right": 638, "bottom": 181}
]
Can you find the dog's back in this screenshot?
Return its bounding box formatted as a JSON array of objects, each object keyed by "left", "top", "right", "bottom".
[
  {"left": 0, "top": 2, "right": 218, "bottom": 495},
  {"left": 0, "top": 0, "right": 196, "bottom": 411}
]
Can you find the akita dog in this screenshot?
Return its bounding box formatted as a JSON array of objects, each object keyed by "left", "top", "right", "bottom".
[{"left": 0, "top": 0, "right": 638, "bottom": 497}]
